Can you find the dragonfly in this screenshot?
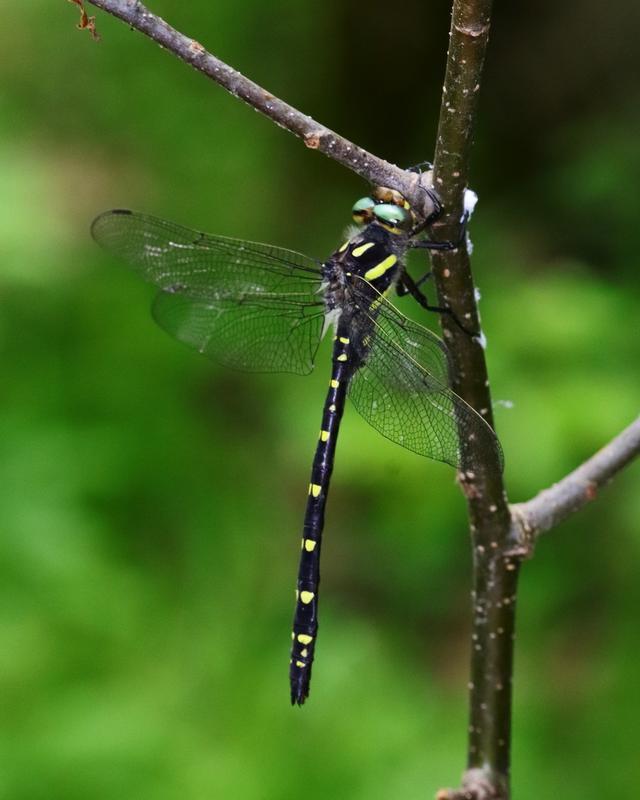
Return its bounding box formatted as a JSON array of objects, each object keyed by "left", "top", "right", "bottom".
[{"left": 91, "top": 184, "right": 503, "bottom": 706}]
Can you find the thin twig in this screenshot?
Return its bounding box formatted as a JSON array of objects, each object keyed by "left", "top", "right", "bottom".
[
  {"left": 511, "top": 415, "right": 640, "bottom": 550},
  {"left": 83, "top": 0, "right": 438, "bottom": 218}
]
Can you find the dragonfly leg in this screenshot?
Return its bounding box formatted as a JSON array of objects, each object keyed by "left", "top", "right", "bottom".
[
  {"left": 410, "top": 209, "right": 469, "bottom": 244},
  {"left": 406, "top": 160, "right": 433, "bottom": 174},
  {"left": 395, "top": 270, "right": 433, "bottom": 297},
  {"left": 402, "top": 164, "right": 444, "bottom": 233},
  {"left": 410, "top": 238, "right": 457, "bottom": 251},
  {"left": 415, "top": 270, "right": 433, "bottom": 288},
  {"left": 400, "top": 271, "right": 474, "bottom": 336}
]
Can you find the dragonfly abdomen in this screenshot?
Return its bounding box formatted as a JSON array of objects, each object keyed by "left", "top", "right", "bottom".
[{"left": 290, "top": 323, "right": 354, "bottom": 706}]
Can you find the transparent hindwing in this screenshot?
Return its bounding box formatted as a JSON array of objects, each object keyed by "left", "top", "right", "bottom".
[
  {"left": 347, "top": 275, "right": 504, "bottom": 472},
  {"left": 92, "top": 210, "right": 326, "bottom": 374}
]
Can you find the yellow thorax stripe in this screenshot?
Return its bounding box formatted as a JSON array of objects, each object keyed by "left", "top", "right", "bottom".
[
  {"left": 352, "top": 242, "right": 375, "bottom": 257},
  {"left": 364, "top": 254, "right": 397, "bottom": 281}
]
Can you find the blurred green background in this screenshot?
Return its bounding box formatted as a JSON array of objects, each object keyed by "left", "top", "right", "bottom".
[{"left": 1, "top": 1, "right": 639, "bottom": 798}]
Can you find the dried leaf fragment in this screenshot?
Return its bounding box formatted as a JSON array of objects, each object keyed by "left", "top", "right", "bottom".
[{"left": 68, "top": 0, "right": 100, "bottom": 41}]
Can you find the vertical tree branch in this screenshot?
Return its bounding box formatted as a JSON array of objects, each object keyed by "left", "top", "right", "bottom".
[{"left": 429, "top": 2, "right": 517, "bottom": 798}]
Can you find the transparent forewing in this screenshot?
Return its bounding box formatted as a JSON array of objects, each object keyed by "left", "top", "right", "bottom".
[
  {"left": 92, "top": 210, "right": 326, "bottom": 374},
  {"left": 347, "top": 276, "right": 503, "bottom": 471}
]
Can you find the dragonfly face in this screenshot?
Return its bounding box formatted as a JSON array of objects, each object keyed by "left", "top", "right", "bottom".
[
  {"left": 351, "top": 185, "right": 417, "bottom": 230},
  {"left": 91, "top": 187, "right": 502, "bottom": 706}
]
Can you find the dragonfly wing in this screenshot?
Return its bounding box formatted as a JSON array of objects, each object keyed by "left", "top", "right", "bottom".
[
  {"left": 92, "top": 210, "right": 325, "bottom": 374},
  {"left": 152, "top": 290, "right": 324, "bottom": 374},
  {"left": 353, "top": 279, "right": 452, "bottom": 382},
  {"left": 347, "top": 276, "right": 503, "bottom": 471}
]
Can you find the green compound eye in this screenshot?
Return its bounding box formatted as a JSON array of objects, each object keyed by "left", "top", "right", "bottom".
[
  {"left": 372, "top": 203, "right": 412, "bottom": 230},
  {"left": 352, "top": 196, "right": 375, "bottom": 225}
]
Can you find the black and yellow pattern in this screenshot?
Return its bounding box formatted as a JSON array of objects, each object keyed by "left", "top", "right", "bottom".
[
  {"left": 289, "top": 228, "right": 405, "bottom": 703},
  {"left": 91, "top": 190, "right": 502, "bottom": 708},
  {"left": 289, "top": 326, "right": 351, "bottom": 704}
]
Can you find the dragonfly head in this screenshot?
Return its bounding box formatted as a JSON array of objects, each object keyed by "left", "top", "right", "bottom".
[{"left": 351, "top": 186, "right": 416, "bottom": 234}]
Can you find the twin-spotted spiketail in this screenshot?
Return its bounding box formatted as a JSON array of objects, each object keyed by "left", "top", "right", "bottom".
[{"left": 92, "top": 185, "right": 502, "bottom": 705}]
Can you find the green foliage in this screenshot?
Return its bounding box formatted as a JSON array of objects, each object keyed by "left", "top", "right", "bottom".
[{"left": 1, "top": 1, "right": 639, "bottom": 797}]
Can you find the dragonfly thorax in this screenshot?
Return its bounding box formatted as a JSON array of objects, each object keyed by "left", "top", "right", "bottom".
[{"left": 322, "top": 221, "right": 410, "bottom": 310}]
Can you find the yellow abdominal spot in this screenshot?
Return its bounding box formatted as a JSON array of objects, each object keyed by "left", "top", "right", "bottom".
[
  {"left": 309, "top": 484, "right": 322, "bottom": 497},
  {"left": 330, "top": 379, "right": 339, "bottom": 388},
  {"left": 300, "top": 648, "right": 308, "bottom": 657},
  {"left": 320, "top": 430, "right": 330, "bottom": 442},
  {"left": 304, "top": 539, "right": 317, "bottom": 552},
  {"left": 339, "top": 336, "right": 350, "bottom": 344},
  {"left": 337, "top": 353, "right": 348, "bottom": 362},
  {"left": 297, "top": 634, "right": 313, "bottom": 645},
  {"left": 296, "top": 661, "right": 306, "bottom": 668},
  {"left": 364, "top": 254, "right": 397, "bottom": 281},
  {"left": 329, "top": 404, "right": 336, "bottom": 412},
  {"left": 338, "top": 241, "right": 349, "bottom": 252},
  {"left": 300, "top": 591, "right": 315, "bottom": 604},
  {"left": 352, "top": 242, "right": 375, "bottom": 257}
]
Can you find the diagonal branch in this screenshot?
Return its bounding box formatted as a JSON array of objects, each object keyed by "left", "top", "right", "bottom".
[
  {"left": 511, "top": 415, "right": 640, "bottom": 549},
  {"left": 82, "top": 0, "right": 438, "bottom": 218}
]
